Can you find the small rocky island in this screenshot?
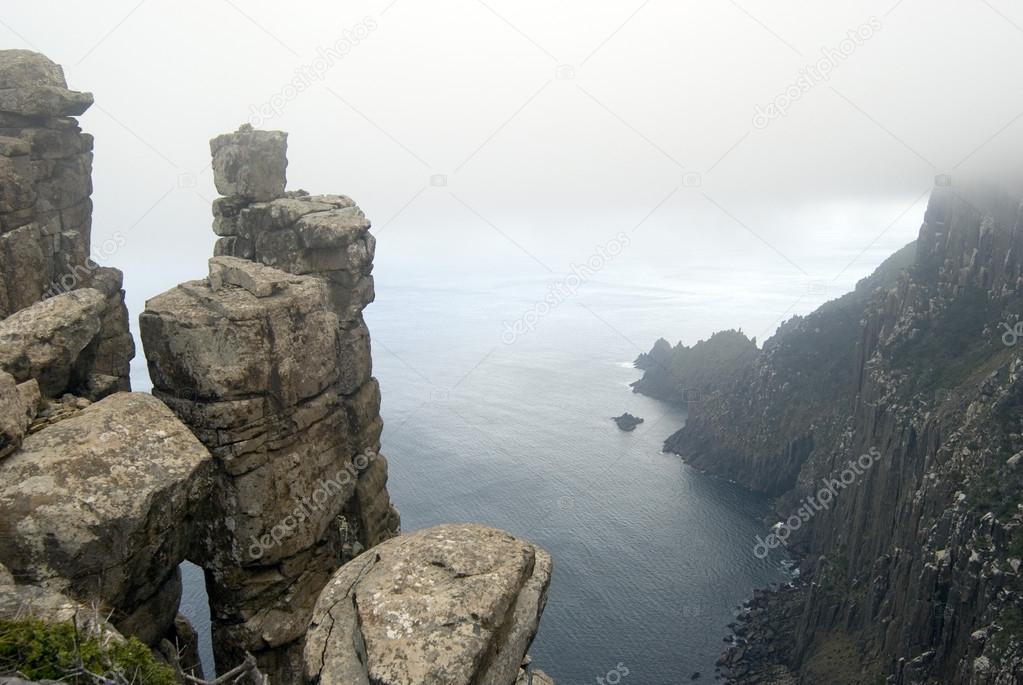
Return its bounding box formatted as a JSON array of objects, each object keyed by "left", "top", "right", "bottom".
[{"left": 612, "top": 412, "right": 644, "bottom": 431}]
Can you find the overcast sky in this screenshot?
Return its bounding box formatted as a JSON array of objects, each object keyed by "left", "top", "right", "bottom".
[{"left": 3, "top": 0, "right": 1023, "bottom": 322}]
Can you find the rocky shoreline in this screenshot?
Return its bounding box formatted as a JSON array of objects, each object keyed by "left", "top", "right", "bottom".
[{"left": 634, "top": 182, "right": 1023, "bottom": 683}]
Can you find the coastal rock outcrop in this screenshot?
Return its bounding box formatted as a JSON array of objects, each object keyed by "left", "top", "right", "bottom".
[
  {"left": 635, "top": 182, "right": 1023, "bottom": 683},
  {"left": 0, "top": 392, "right": 215, "bottom": 644},
  {"left": 1, "top": 52, "right": 552, "bottom": 685},
  {"left": 141, "top": 126, "right": 399, "bottom": 681},
  {"left": 0, "top": 49, "right": 132, "bottom": 394},
  {"left": 0, "top": 51, "right": 176, "bottom": 657},
  {"left": 304, "top": 524, "right": 552, "bottom": 685}
]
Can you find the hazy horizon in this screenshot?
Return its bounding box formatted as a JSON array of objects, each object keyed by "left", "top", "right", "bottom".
[{"left": 5, "top": 0, "right": 1023, "bottom": 351}]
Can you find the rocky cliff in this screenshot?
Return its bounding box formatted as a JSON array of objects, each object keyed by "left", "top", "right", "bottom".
[
  {"left": 140, "top": 125, "right": 401, "bottom": 678},
  {"left": 634, "top": 182, "right": 1023, "bottom": 683},
  {"left": 0, "top": 50, "right": 552, "bottom": 685}
]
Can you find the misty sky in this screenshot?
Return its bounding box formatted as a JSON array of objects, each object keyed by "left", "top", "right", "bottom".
[{"left": 3, "top": 0, "right": 1023, "bottom": 339}]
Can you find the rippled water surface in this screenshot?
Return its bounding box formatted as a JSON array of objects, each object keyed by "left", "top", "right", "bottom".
[{"left": 366, "top": 273, "right": 792, "bottom": 684}]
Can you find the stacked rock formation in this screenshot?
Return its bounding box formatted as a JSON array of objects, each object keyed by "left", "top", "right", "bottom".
[
  {"left": 0, "top": 50, "right": 209, "bottom": 673},
  {"left": 0, "top": 49, "right": 132, "bottom": 405},
  {"left": 140, "top": 125, "right": 400, "bottom": 681},
  {"left": 1, "top": 52, "right": 554, "bottom": 685}
]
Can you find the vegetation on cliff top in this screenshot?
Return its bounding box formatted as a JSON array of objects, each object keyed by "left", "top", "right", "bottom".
[{"left": 0, "top": 618, "right": 176, "bottom": 685}]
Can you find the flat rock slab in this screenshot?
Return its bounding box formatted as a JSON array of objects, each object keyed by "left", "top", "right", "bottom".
[
  {"left": 141, "top": 262, "right": 341, "bottom": 404},
  {"left": 0, "top": 392, "right": 214, "bottom": 614},
  {"left": 304, "top": 524, "right": 552, "bottom": 685}
]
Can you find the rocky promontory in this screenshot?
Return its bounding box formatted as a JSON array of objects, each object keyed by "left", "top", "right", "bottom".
[
  {"left": 0, "top": 50, "right": 553, "bottom": 685},
  {"left": 635, "top": 181, "right": 1023, "bottom": 683}
]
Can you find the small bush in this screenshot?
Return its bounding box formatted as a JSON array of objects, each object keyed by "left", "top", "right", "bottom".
[{"left": 0, "top": 618, "right": 176, "bottom": 685}]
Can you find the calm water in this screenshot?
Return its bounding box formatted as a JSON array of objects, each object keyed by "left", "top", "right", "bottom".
[
  {"left": 156, "top": 269, "right": 802, "bottom": 682},
  {"left": 366, "top": 271, "right": 792, "bottom": 684}
]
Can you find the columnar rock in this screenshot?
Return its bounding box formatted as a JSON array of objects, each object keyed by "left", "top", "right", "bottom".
[
  {"left": 634, "top": 183, "right": 1023, "bottom": 683},
  {"left": 0, "top": 53, "right": 207, "bottom": 663},
  {"left": 304, "top": 524, "right": 552, "bottom": 685},
  {"left": 0, "top": 49, "right": 132, "bottom": 395},
  {"left": 141, "top": 127, "right": 399, "bottom": 682}
]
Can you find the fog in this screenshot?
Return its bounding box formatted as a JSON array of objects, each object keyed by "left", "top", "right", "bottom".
[{"left": 4, "top": 0, "right": 1023, "bottom": 336}]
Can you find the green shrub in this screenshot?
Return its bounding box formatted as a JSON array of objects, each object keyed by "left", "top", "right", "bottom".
[{"left": 0, "top": 618, "right": 176, "bottom": 685}]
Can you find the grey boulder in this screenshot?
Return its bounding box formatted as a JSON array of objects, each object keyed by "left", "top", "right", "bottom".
[{"left": 304, "top": 524, "right": 552, "bottom": 685}]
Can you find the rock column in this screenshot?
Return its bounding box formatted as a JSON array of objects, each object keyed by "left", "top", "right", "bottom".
[
  {"left": 0, "top": 49, "right": 133, "bottom": 397},
  {"left": 141, "top": 125, "right": 399, "bottom": 682}
]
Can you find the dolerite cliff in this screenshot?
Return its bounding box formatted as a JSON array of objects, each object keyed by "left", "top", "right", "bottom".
[
  {"left": 634, "top": 182, "right": 1023, "bottom": 683},
  {"left": 0, "top": 50, "right": 553, "bottom": 685}
]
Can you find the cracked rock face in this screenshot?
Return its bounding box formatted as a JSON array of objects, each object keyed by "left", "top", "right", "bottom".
[
  {"left": 304, "top": 524, "right": 552, "bottom": 685},
  {"left": 0, "top": 392, "right": 215, "bottom": 641},
  {"left": 0, "top": 371, "right": 34, "bottom": 459}
]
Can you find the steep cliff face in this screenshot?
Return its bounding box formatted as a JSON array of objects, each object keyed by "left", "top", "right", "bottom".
[
  {"left": 635, "top": 183, "right": 1023, "bottom": 683},
  {"left": 0, "top": 50, "right": 132, "bottom": 396},
  {"left": 0, "top": 51, "right": 198, "bottom": 655}
]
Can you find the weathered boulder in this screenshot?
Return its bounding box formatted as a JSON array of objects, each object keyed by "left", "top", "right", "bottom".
[
  {"left": 304, "top": 524, "right": 552, "bottom": 685},
  {"left": 0, "top": 57, "right": 92, "bottom": 118},
  {"left": 0, "top": 50, "right": 71, "bottom": 91},
  {"left": 212, "top": 191, "right": 376, "bottom": 325},
  {"left": 0, "top": 371, "right": 30, "bottom": 459},
  {"left": 0, "top": 392, "right": 215, "bottom": 642},
  {"left": 0, "top": 288, "right": 104, "bottom": 396},
  {"left": 142, "top": 260, "right": 343, "bottom": 406},
  {"left": 210, "top": 124, "right": 287, "bottom": 201}
]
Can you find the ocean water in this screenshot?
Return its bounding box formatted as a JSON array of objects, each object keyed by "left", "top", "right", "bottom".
[{"left": 365, "top": 270, "right": 793, "bottom": 684}]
